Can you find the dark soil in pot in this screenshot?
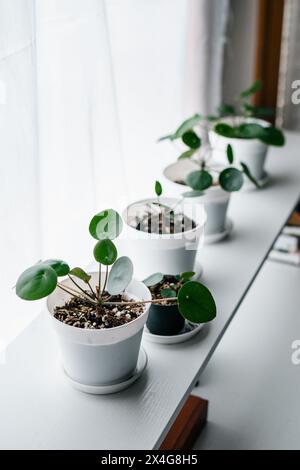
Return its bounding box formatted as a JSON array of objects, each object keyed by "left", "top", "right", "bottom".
[
  {"left": 146, "top": 275, "right": 185, "bottom": 336},
  {"left": 54, "top": 292, "right": 145, "bottom": 330},
  {"left": 128, "top": 203, "right": 196, "bottom": 234}
]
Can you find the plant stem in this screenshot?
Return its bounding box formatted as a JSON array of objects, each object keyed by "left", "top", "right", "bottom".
[
  {"left": 102, "top": 265, "right": 109, "bottom": 295},
  {"left": 67, "top": 275, "right": 95, "bottom": 301},
  {"left": 103, "top": 297, "right": 177, "bottom": 307},
  {"left": 57, "top": 284, "right": 97, "bottom": 305},
  {"left": 98, "top": 263, "right": 102, "bottom": 301},
  {"left": 88, "top": 281, "right": 97, "bottom": 298}
]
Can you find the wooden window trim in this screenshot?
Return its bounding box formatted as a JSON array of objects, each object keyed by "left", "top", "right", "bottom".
[{"left": 254, "top": 0, "right": 285, "bottom": 122}]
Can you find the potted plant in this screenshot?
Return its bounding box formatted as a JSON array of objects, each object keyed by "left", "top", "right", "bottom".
[
  {"left": 144, "top": 271, "right": 206, "bottom": 336},
  {"left": 159, "top": 119, "right": 258, "bottom": 239},
  {"left": 117, "top": 183, "right": 207, "bottom": 279},
  {"left": 209, "top": 80, "right": 285, "bottom": 182},
  {"left": 16, "top": 209, "right": 216, "bottom": 391}
]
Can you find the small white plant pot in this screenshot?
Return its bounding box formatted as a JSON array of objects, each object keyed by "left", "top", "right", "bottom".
[
  {"left": 163, "top": 161, "right": 230, "bottom": 236},
  {"left": 47, "top": 273, "right": 151, "bottom": 387},
  {"left": 117, "top": 198, "right": 206, "bottom": 279},
  {"left": 209, "top": 117, "right": 269, "bottom": 181}
]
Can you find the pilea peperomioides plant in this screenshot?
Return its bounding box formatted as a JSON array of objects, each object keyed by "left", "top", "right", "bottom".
[
  {"left": 159, "top": 116, "right": 260, "bottom": 193},
  {"left": 214, "top": 80, "right": 285, "bottom": 146},
  {"left": 16, "top": 209, "right": 216, "bottom": 326},
  {"left": 160, "top": 81, "right": 285, "bottom": 149}
]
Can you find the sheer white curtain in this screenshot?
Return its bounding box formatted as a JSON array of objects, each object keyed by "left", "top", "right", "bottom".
[
  {"left": 0, "top": 0, "right": 229, "bottom": 344},
  {"left": 278, "top": 0, "right": 300, "bottom": 130}
]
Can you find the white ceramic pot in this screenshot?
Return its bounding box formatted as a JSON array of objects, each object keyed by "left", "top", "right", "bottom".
[
  {"left": 163, "top": 160, "right": 230, "bottom": 236},
  {"left": 209, "top": 117, "right": 269, "bottom": 181},
  {"left": 116, "top": 198, "right": 206, "bottom": 279},
  {"left": 47, "top": 273, "right": 151, "bottom": 387}
]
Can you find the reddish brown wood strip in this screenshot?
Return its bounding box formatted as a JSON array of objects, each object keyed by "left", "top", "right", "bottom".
[
  {"left": 254, "top": 0, "right": 285, "bottom": 122},
  {"left": 159, "top": 395, "right": 208, "bottom": 450}
]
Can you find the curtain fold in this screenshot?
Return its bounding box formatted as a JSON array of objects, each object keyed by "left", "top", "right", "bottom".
[
  {"left": 278, "top": 0, "right": 300, "bottom": 130},
  {"left": 184, "top": 0, "right": 229, "bottom": 117},
  {"left": 0, "top": 0, "right": 229, "bottom": 343},
  {"left": 0, "top": 0, "right": 41, "bottom": 342}
]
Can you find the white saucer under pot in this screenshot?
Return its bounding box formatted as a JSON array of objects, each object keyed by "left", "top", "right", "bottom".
[
  {"left": 47, "top": 273, "right": 151, "bottom": 392},
  {"left": 164, "top": 160, "right": 231, "bottom": 239},
  {"left": 116, "top": 197, "right": 207, "bottom": 280},
  {"left": 144, "top": 321, "right": 204, "bottom": 345},
  {"left": 204, "top": 218, "right": 233, "bottom": 244},
  {"left": 209, "top": 117, "right": 270, "bottom": 182}
]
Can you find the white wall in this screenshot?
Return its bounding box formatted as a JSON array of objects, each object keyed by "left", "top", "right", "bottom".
[{"left": 222, "top": 0, "right": 258, "bottom": 104}]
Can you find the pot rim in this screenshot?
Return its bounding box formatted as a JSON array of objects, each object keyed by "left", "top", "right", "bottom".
[
  {"left": 163, "top": 163, "right": 230, "bottom": 201},
  {"left": 46, "top": 272, "right": 151, "bottom": 336},
  {"left": 122, "top": 197, "right": 207, "bottom": 239},
  {"left": 163, "top": 163, "right": 225, "bottom": 192}
]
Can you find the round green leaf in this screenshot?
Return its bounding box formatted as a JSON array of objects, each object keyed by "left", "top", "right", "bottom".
[
  {"left": 155, "top": 180, "right": 163, "bottom": 197},
  {"left": 214, "top": 123, "right": 236, "bottom": 138},
  {"left": 161, "top": 288, "right": 177, "bottom": 298},
  {"left": 41, "top": 259, "right": 70, "bottom": 277},
  {"left": 69, "top": 267, "right": 91, "bottom": 283},
  {"left": 241, "top": 103, "right": 274, "bottom": 118},
  {"left": 240, "top": 162, "right": 260, "bottom": 189},
  {"left": 180, "top": 272, "right": 196, "bottom": 281},
  {"left": 182, "top": 130, "right": 201, "bottom": 149},
  {"left": 237, "top": 123, "right": 264, "bottom": 139},
  {"left": 219, "top": 167, "right": 244, "bottom": 192},
  {"left": 218, "top": 103, "right": 236, "bottom": 117},
  {"left": 260, "top": 127, "right": 285, "bottom": 146},
  {"left": 107, "top": 256, "right": 134, "bottom": 296},
  {"left": 174, "top": 114, "right": 202, "bottom": 138},
  {"left": 186, "top": 170, "right": 213, "bottom": 191},
  {"left": 16, "top": 265, "right": 57, "bottom": 301},
  {"left": 178, "top": 281, "right": 216, "bottom": 324},
  {"left": 89, "top": 209, "right": 123, "bottom": 241},
  {"left": 93, "top": 239, "right": 118, "bottom": 266},
  {"left": 240, "top": 79, "right": 262, "bottom": 98},
  {"left": 178, "top": 149, "right": 196, "bottom": 160},
  {"left": 226, "top": 144, "right": 234, "bottom": 164},
  {"left": 143, "top": 273, "right": 164, "bottom": 287}
]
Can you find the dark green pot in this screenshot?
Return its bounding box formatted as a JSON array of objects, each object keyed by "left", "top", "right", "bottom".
[{"left": 146, "top": 303, "right": 185, "bottom": 336}]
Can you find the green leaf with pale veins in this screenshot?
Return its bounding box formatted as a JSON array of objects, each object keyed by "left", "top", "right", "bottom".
[
  {"left": 41, "top": 259, "right": 70, "bottom": 277},
  {"left": 107, "top": 257, "right": 134, "bottom": 296},
  {"left": 186, "top": 170, "right": 213, "bottom": 191},
  {"left": 219, "top": 168, "right": 244, "bottom": 192},
  {"left": 89, "top": 209, "right": 123, "bottom": 241},
  {"left": 16, "top": 264, "right": 57, "bottom": 301},
  {"left": 69, "top": 267, "right": 91, "bottom": 284},
  {"left": 143, "top": 273, "right": 164, "bottom": 287}
]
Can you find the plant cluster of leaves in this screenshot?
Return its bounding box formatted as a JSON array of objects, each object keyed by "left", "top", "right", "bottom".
[
  {"left": 214, "top": 80, "right": 285, "bottom": 146},
  {"left": 143, "top": 272, "right": 216, "bottom": 324},
  {"left": 16, "top": 210, "right": 132, "bottom": 304},
  {"left": 159, "top": 80, "right": 285, "bottom": 150},
  {"left": 16, "top": 210, "right": 217, "bottom": 325},
  {"left": 159, "top": 119, "right": 260, "bottom": 194}
]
